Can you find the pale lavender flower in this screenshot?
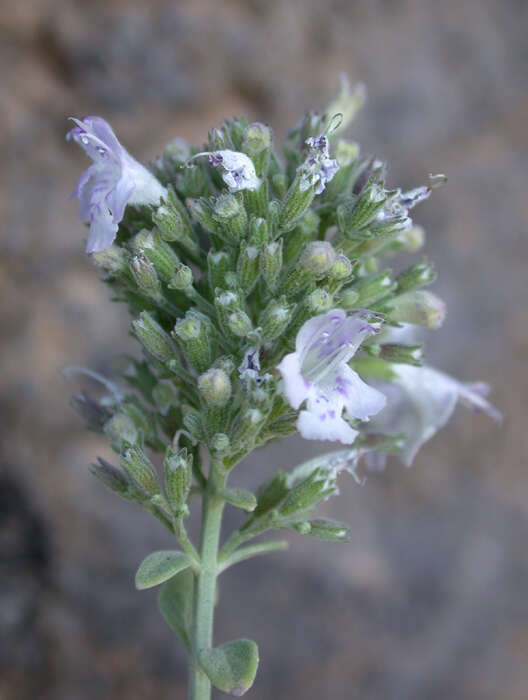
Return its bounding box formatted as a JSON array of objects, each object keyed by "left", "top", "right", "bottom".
[
  {"left": 297, "top": 134, "right": 339, "bottom": 195},
  {"left": 194, "top": 150, "right": 260, "bottom": 191},
  {"left": 67, "top": 116, "right": 167, "bottom": 253},
  {"left": 366, "top": 363, "right": 501, "bottom": 467},
  {"left": 277, "top": 309, "right": 386, "bottom": 444}
]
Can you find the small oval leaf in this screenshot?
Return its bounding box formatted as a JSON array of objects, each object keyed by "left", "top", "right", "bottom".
[
  {"left": 199, "top": 638, "right": 259, "bottom": 695},
  {"left": 158, "top": 568, "right": 194, "bottom": 650},
  {"left": 218, "top": 487, "right": 257, "bottom": 512},
  {"left": 135, "top": 550, "right": 191, "bottom": 590}
]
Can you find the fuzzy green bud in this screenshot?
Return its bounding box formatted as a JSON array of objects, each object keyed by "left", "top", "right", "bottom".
[
  {"left": 191, "top": 198, "right": 218, "bottom": 235},
  {"left": 352, "top": 271, "right": 396, "bottom": 306},
  {"left": 299, "top": 241, "right": 336, "bottom": 277},
  {"left": 337, "top": 185, "right": 386, "bottom": 236},
  {"left": 226, "top": 308, "right": 253, "bottom": 337},
  {"left": 259, "top": 297, "right": 295, "bottom": 341},
  {"left": 163, "top": 447, "right": 192, "bottom": 513},
  {"left": 211, "top": 432, "right": 231, "bottom": 454},
  {"left": 173, "top": 310, "right": 217, "bottom": 373},
  {"left": 237, "top": 241, "right": 260, "bottom": 294},
  {"left": 104, "top": 412, "right": 139, "bottom": 450},
  {"left": 308, "top": 518, "right": 350, "bottom": 542},
  {"left": 279, "top": 469, "right": 335, "bottom": 517},
  {"left": 207, "top": 250, "right": 232, "bottom": 292},
  {"left": 183, "top": 409, "right": 204, "bottom": 442},
  {"left": 394, "top": 259, "right": 436, "bottom": 294},
  {"left": 198, "top": 368, "right": 232, "bottom": 407},
  {"left": 131, "top": 230, "right": 180, "bottom": 282},
  {"left": 243, "top": 122, "right": 272, "bottom": 160},
  {"left": 91, "top": 245, "right": 127, "bottom": 275},
  {"left": 120, "top": 445, "right": 159, "bottom": 496},
  {"left": 248, "top": 217, "right": 269, "bottom": 245},
  {"left": 212, "top": 193, "right": 248, "bottom": 242},
  {"left": 129, "top": 254, "right": 161, "bottom": 296},
  {"left": 282, "top": 210, "right": 321, "bottom": 265},
  {"left": 389, "top": 290, "right": 446, "bottom": 329},
  {"left": 169, "top": 263, "right": 194, "bottom": 292},
  {"left": 397, "top": 225, "right": 425, "bottom": 253},
  {"left": 279, "top": 174, "right": 316, "bottom": 232},
  {"left": 260, "top": 238, "right": 283, "bottom": 291},
  {"left": 379, "top": 343, "right": 424, "bottom": 366},
  {"left": 132, "top": 312, "right": 175, "bottom": 363},
  {"left": 329, "top": 253, "right": 353, "bottom": 282},
  {"left": 231, "top": 408, "right": 266, "bottom": 450},
  {"left": 153, "top": 193, "right": 199, "bottom": 255}
]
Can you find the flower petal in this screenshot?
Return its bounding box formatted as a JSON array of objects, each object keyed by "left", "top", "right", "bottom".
[
  {"left": 335, "top": 365, "right": 386, "bottom": 420},
  {"left": 297, "top": 407, "right": 358, "bottom": 444},
  {"left": 86, "top": 207, "right": 119, "bottom": 254},
  {"left": 277, "top": 352, "right": 310, "bottom": 410}
]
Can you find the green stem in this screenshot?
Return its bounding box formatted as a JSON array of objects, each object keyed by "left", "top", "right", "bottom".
[
  {"left": 218, "top": 539, "right": 288, "bottom": 573},
  {"left": 188, "top": 461, "right": 226, "bottom": 700}
]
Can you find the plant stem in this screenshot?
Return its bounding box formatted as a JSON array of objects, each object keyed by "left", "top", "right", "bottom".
[{"left": 188, "top": 461, "right": 225, "bottom": 700}]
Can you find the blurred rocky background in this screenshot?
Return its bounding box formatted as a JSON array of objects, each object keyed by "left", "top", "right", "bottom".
[{"left": 0, "top": 0, "right": 527, "bottom": 698}]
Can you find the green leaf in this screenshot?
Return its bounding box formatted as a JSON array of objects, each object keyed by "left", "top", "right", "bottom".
[
  {"left": 158, "top": 568, "right": 194, "bottom": 650},
  {"left": 199, "top": 639, "right": 259, "bottom": 696},
  {"left": 135, "top": 550, "right": 192, "bottom": 590},
  {"left": 218, "top": 487, "right": 257, "bottom": 512}
]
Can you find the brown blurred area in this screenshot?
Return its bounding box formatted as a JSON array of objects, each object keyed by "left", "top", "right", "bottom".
[{"left": 0, "top": 1, "right": 527, "bottom": 698}]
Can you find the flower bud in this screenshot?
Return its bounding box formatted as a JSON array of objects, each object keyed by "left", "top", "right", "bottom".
[
  {"left": 211, "top": 432, "right": 230, "bottom": 454},
  {"left": 131, "top": 230, "right": 180, "bottom": 282},
  {"left": 132, "top": 311, "right": 175, "bottom": 363},
  {"left": 129, "top": 254, "right": 161, "bottom": 296},
  {"left": 278, "top": 468, "right": 335, "bottom": 517},
  {"left": 242, "top": 122, "right": 272, "bottom": 173},
  {"left": 191, "top": 198, "right": 218, "bottom": 235},
  {"left": 207, "top": 250, "right": 232, "bottom": 292},
  {"left": 299, "top": 241, "right": 336, "bottom": 277},
  {"left": 153, "top": 192, "right": 199, "bottom": 256},
  {"left": 169, "top": 263, "right": 194, "bottom": 292},
  {"left": 352, "top": 271, "right": 396, "bottom": 306},
  {"left": 308, "top": 518, "right": 350, "bottom": 542},
  {"left": 104, "top": 412, "right": 139, "bottom": 450},
  {"left": 282, "top": 210, "right": 320, "bottom": 265},
  {"left": 163, "top": 447, "right": 192, "bottom": 513},
  {"left": 394, "top": 259, "right": 436, "bottom": 294},
  {"left": 90, "top": 457, "right": 129, "bottom": 497},
  {"left": 198, "top": 368, "right": 232, "bottom": 407},
  {"left": 389, "top": 290, "right": 446, "bottom": 328},
  {"left": 284, "top": 288, "right": 334, "bottom": 344},
  {"left": 379, "top": 343, "right": 424, "bottom": 366},
  {"left": 337, "top": 184, "right": 386, "bottom": 235},
  {"left": 396, "top": 225, "right": 425, "bottom": 253},
  {"left": 173, "top": 310, "right": 217, "bottom": 373},
  {"left": 248, "top": 217, "right": 269, "bottom": 245},
  {"left": 328, "top": 253, "right": 353, "bottom": 283},
  {"left": 237, "top": 241, "right": 260, "bottom": 293},
  {"left": 259, "top": 297, "right": 294, "bottom": 341},
  {"left": 226, "top": 308, "right": 253, "bottom": 337},
  {"left": 260, "top": 238, "right": 283, "bottom": 291},
  {"left": 120, "top": 445, "right": 159, "bottom": 496},
  {"left": 92, "top": 245, "right": 128, "bottom": 275},
  {"left": 212, "top": 193, "right": 248, "bottom": 241},
  {"left": 230, "top": 407, "right": 266, "bottom": 450},
  {"left": 279, "top": 173, "right": 316, "bottom": 232},
  {"left": 183, "top": 409, "right": 204, "bottom": 442}
]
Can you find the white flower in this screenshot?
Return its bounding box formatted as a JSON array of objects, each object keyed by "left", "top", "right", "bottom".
[
  {"left": 277, "top": 309, "right": 386, "bottom": 444},
  {"left": 367, "top": 364, "right": 501, "bottom": 467},
  {"left": 297, "top": 134, "right": 339, "bottom": 195},
  {"left": 194, "top": 150, "right": 260, "bottom": 192},
  {"left": 67, "top": 116, "right": 167, "bottom": 253}
]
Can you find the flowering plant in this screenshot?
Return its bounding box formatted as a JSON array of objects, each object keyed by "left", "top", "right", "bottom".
[{"left": 66, "top": 76, "right": 499, "bottom": 699}]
